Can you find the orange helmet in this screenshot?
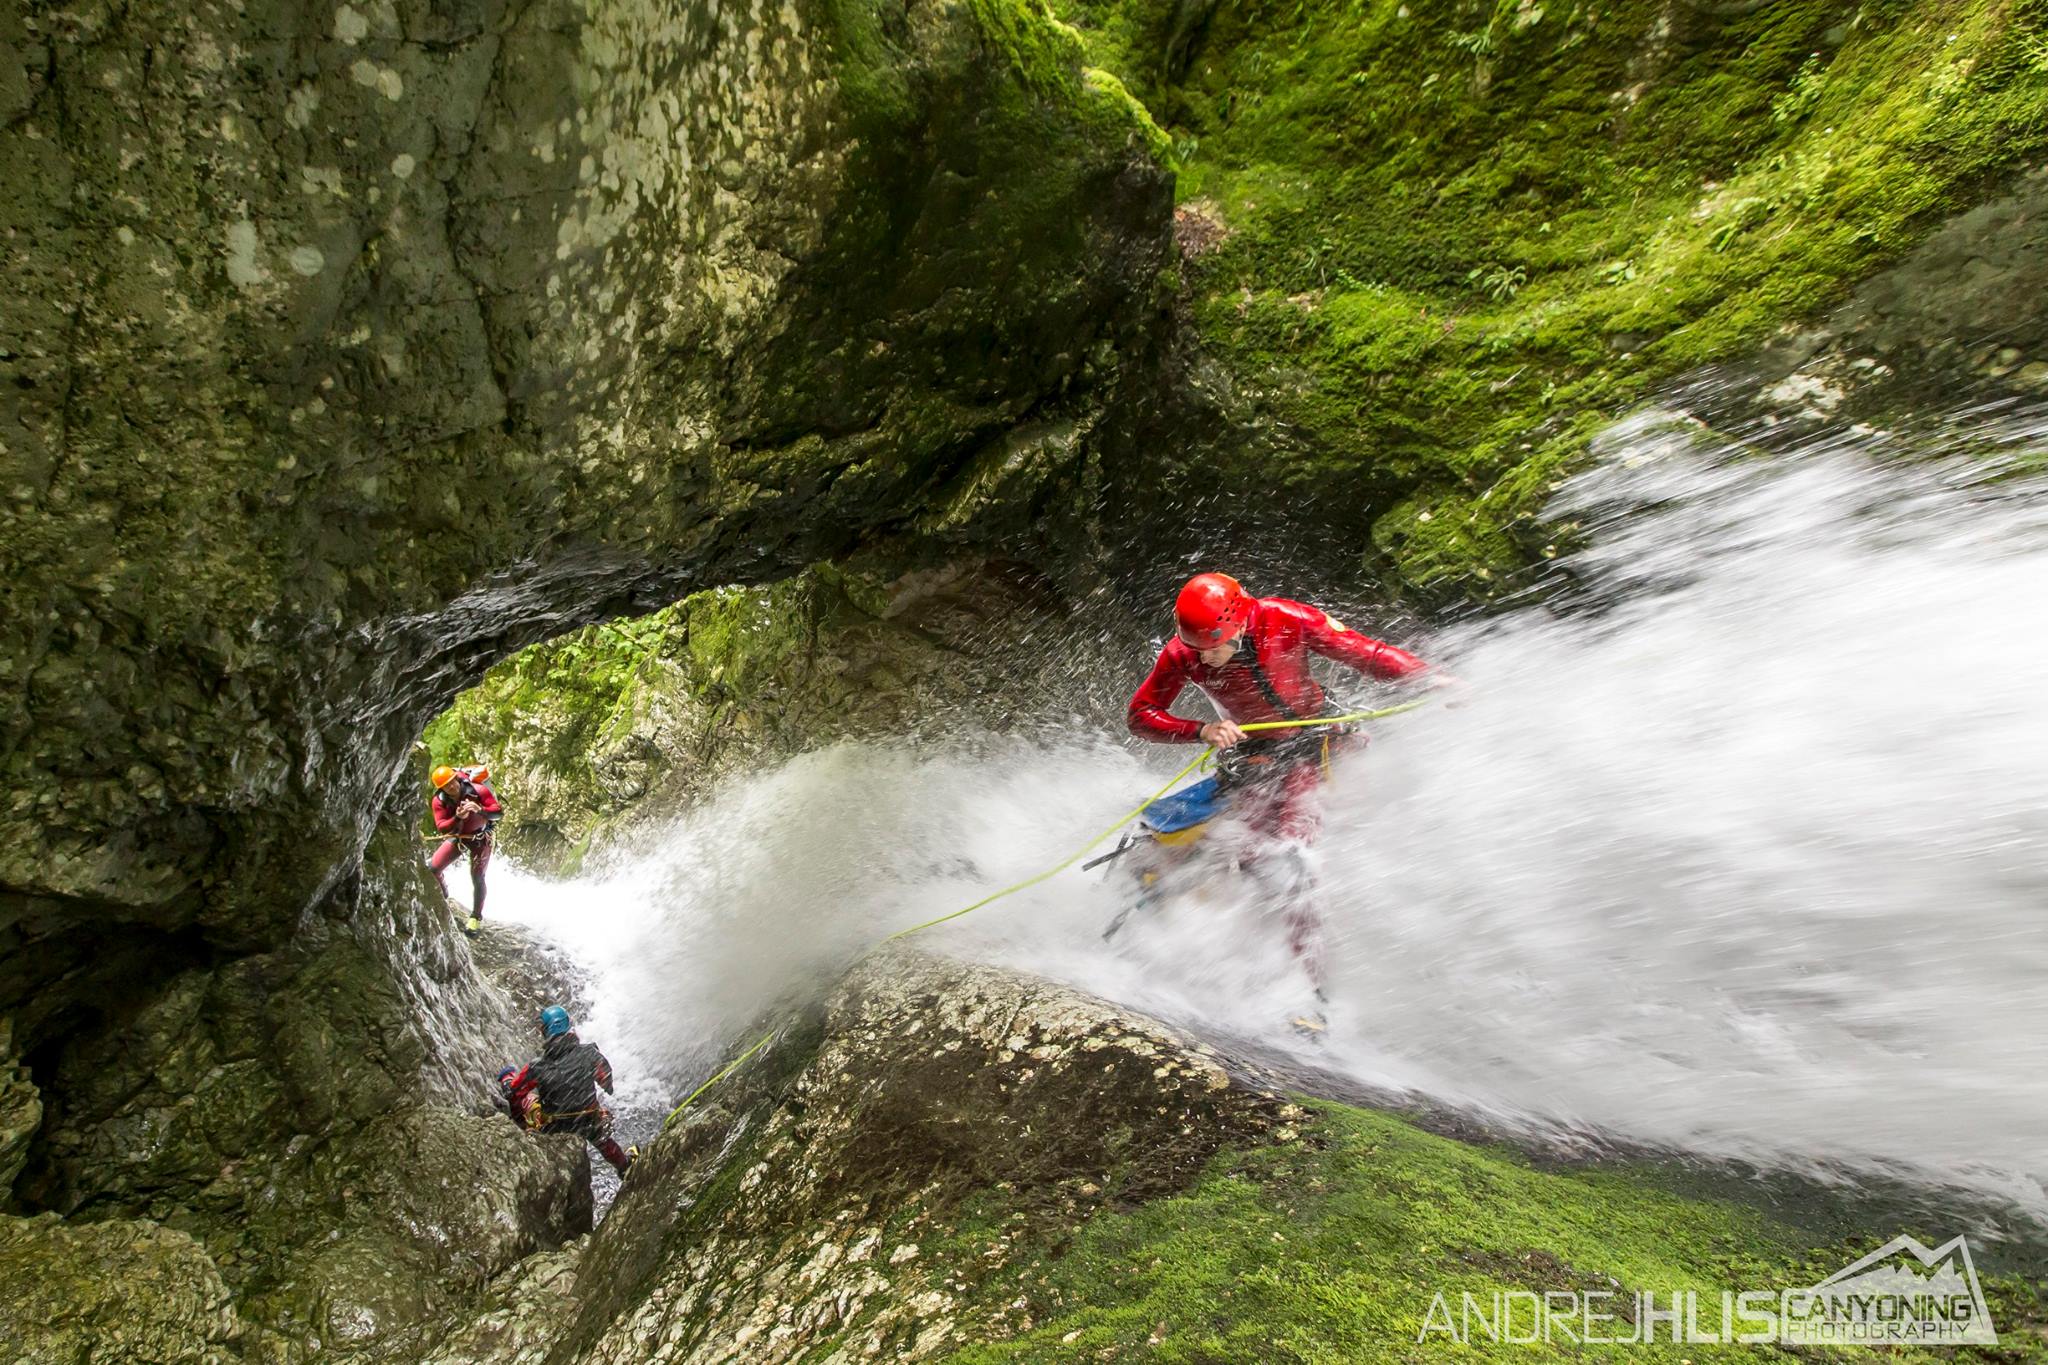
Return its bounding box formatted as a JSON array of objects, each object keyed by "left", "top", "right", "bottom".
[
  {"left": 430, "top": 765, "right": 458, "bottom": 791},
  {"left": 1174, "top": 573, "right": 1252, "bottom": 648}
]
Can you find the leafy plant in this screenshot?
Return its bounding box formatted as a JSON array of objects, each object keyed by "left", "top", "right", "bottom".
[
  {"left": 1449, "top": 26, "right": 1497, "bottom": 57},
  {"left": 1467, "top": 262, "right": 1528, "bottom": 301}
]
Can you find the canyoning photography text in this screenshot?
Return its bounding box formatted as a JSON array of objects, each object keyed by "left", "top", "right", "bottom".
[
  {"left": 1418, "top": 1234, "right": 2003, "bottom": 1347},
  {"left": 3, "top": 0, "right": 2046, "bottom": 1360}
]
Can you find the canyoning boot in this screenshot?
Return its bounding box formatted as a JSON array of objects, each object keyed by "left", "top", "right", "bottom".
[
  {"left": 1290, "top": 988, "right": 1330, "bottom": 1041},
  {"left": 1289, "top": 1010, "right": 1328, "bottom": 1039},
  {"left": 464, "top": 914, "right": 482, "bottom": 937}
]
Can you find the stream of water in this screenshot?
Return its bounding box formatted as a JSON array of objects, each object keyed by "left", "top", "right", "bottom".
[{"left": 489, "top": 402, "right": 2048, "bottom": 1229}]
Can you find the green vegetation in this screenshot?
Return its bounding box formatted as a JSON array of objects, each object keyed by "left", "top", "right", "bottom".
[
  {"left": 1054, "top": 0, "right": 2048, "bottom": 596},
  {"left": 421, "top": 563, "right": 982, "bottom": 869},
  {"left": 425, "top": 610, "right": 686, "bottom": 795},
  {"left": 931, "top": 1102, "right": 2046, "bottom": 1361},
  {"left": 422, "top": 604, "right": 685, "bottom": 866}
]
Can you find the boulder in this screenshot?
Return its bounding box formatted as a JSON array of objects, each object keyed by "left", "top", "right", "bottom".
[
  {"left": 0, "top": 1213, "right": 245, "bottom": 1364},
  {"left": 429, "top": 949, "right": 1284, "bottom": 1362}
]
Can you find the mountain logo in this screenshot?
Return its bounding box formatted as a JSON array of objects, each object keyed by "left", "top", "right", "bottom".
[{"left": 1781, "top": 1235, "right": 1997, "bottom": 1345}]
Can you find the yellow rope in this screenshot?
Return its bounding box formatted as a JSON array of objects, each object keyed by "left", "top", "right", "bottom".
[
  {"left": 659, "top": 700, "right": 1431, "bottom": 1127},
  {"left": 881, "top": 700, "right": 1427, "bottom": 942},
  {"left": 880, "top": 751, "right": 1214, "bottom": 942},
  {"left": 663, "top": 1027, "right": 777, "bottom": 1130}
]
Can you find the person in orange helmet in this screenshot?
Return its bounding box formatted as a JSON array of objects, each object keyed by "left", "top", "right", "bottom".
[
  {"left": 427, "top": 764, "right": 502, "bottom": 935},
  {"left": 1127, "top": 573, "right": 1441, "bottom": 1013}
]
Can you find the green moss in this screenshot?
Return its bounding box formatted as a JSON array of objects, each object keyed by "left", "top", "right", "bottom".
[
  {"left": 1084, "top": 66, "right": 1175, "bottom": 161},
  {"left": 1058, "top": 0, "right": 2048, "bottom": 597},
  {"left": 930, "top": 1102, "right": 2047, "bottom": 1361},
  {"left": 423, "top": 604, "right": 689, "bottom": 856},
  {"left": 422, "top": 562, "right": 954, "bottom": 869}
]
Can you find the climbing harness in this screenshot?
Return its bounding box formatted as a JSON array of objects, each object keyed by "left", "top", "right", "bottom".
[
  {"left": 882, "top": 702, "right": 1422, "bottom": 941},
  {"left": 527, "top": 1102, "right": 608, "bottom": 1132},
  {"left": 421, "top": 829, "right": 494, "bottom": 845},
  {"left": 659, "top": 700, "right": 1431, "bottom": 1129}
]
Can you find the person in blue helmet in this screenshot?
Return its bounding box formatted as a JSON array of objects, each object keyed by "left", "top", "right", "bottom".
[{"left": 497, "top": 1006, "right": 633, "bottom": 1174}]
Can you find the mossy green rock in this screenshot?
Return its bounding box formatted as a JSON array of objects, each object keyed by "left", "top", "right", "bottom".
[
  {"left": 417, "top": 952, "right": 2048, "bottom": 1362},
  {"left": 0, "top": 1213, "right": 245, "bottom": 1363},
  {"left": 1709, "top": 165, "right": 2048, "bottom": 428},
  {"left": 1056, "top": 0, "right": 2048, "bottom": 597}
]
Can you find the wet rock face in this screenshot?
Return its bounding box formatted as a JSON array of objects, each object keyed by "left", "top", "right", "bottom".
[
  {"left": 471, "top": 920, "right": 594, "bottom": 1030},
  {"left": 7, "top": 832, "right": 593, "bottom": 1358},
  {"left": 1714, "top": 167, "right": 2048, "bottom": 428},
  {"left": 432, "top": 950, "right": 1288, "bottom": 1363},
  {"left": 0, "top": 0, "right": 1171, "bottom": 1025},
  {"left": 0, "top": 1213, "right": 244, "bottom": 1364},
  {"left": 0, "top": 1020, "right": 38, "bottom": 1196}
]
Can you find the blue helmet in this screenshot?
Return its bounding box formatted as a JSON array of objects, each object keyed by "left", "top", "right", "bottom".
[{"left": 539, "top": 1005, "right": 573, "bottom": 1038}]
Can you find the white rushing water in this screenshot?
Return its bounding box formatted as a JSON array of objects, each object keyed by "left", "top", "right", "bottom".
[{"left": 490, "top": 403, "right": 2048, "bottom": 1227}]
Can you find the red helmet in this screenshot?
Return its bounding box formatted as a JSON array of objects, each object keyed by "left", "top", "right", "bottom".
[{"left": 1174, "top": 573, "right": 1252, "bottom": 648}]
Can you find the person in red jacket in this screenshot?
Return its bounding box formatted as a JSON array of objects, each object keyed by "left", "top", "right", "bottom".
[
  {"left": 496, "top": 1007, "right": 634, "bottom": 1175},
  {"left": 1127, "top": 573, "right": 1437, "bottom": 1009},
  {"left": 428, "top": 764, "right": 502, "bottom": 935}
]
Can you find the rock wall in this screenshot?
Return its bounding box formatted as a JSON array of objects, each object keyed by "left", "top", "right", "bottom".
[
  {"left": 0, "top": 1213, "right": 244, "bottom": 1363},
  {"left": 0, "top": 0, "right": 1173, "bottom": 1030},
  {"left": 3, "top": 829, "right": 593, "bottom": 1359},
  {"left": 2, "top": 1, "right": 1171, "bottom": 1347},
  {"left": 424, "top": 949, "right": 1289, "bottom": 1361}
]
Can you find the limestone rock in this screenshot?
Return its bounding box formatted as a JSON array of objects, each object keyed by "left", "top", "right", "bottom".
[
  {"left": 233, "top": 1107, "right": 591, "bottom": 1358},
  {"left": 434, "top": 949, "right": 1282, "bottom": 1363},
  {"left": 0, "top": 1213, "right": 244, "bottom": 1364},
  {"left": 471, "top": 922, "right": 593, "bottom": 1034},
  {"left": 16, "top": 832, "right": 590, "bottom": 1359},
  {"left": 0, "top": 1018, "right": 39, "bottom": 1196},
  {"left": 0, "top": 0, "right": 1173, "bottom": 1041},
  {"left": 418, "top": 1249, "right": 581, "bottom": 1365}
]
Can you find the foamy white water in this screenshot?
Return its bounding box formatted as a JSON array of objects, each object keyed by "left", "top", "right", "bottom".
[{"left": 491, "top": 403, "right": 2048, "bottom": 1225}]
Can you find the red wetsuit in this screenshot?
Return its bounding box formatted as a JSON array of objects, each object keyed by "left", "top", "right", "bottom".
[
  {"left": 428, "top": 773, "right": 502, "bottom": 916},
  {"left": 1127, "top": 597, "right": 1427, "bottom": 984},
  {"left": 502, "top": 1041, "right": 632, "bottom": 1174},
  {"left": 1129, "top": 597, "right": 1425, "bottom": 749}
]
